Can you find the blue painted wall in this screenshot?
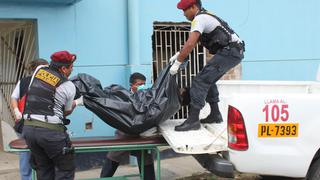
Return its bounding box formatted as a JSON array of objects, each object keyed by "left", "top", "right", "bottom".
[
  {"left": 1, "top": 0, "right": 320, "bottom": 137},
  {"left": 138, "top": 0, "right": 320, "bottom": 81},
  {"left": 0, "top": 0, "right": 129, "bottom": 137}
]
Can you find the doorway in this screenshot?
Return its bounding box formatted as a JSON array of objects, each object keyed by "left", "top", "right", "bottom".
[{"left": 0, "top": 19, "right": 38, "bottom": 148}]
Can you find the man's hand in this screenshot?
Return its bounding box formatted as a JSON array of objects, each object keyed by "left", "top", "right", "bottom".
[
  {"left": 170, "top": 60, "right": 182, "bottom": 75},
  {"left": 13, "top": 107, "right": 22, "bottom": 121},
  {"left": 169, "top": 52, "right": 180, "bottom": 65},
  {"left": 74, "top": 96, "right": 84, "bottom": 106}
]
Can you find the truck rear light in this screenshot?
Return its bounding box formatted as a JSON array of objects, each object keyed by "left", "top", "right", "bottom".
[{"left": 228, "top": 105, "right": 248, "bottom": 151}]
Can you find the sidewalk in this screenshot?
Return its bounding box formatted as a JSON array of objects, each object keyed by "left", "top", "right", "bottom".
[
  {"left": 76, "top": 155, "right": 209, "bottom": 180},
  {"left": 0, "top": 151, "right": 20, "bottom": 180},
  {"left": 0, "top": 151, "right": 210, "bottom": 180}
]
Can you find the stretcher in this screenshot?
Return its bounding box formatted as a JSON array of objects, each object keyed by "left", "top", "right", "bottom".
[{"left": 8, "top": 136, "right": 168, "bottom": 180}]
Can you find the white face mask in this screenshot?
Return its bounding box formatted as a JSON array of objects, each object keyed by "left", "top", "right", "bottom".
[{"left": 137, "top": 84, "right": 147, "bottom": 91}]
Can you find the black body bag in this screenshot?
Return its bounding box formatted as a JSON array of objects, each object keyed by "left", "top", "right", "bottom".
[{"left": 71, "top": 65, "right": 181, "bottom": 135}]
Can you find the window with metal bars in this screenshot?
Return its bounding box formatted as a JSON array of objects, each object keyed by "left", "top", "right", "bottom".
[
  {"left": 0, "top": 20, "right": 38, "bottom": 125},
  {"left": 152, "top": 22, "right": 207, "bottom": 119}
]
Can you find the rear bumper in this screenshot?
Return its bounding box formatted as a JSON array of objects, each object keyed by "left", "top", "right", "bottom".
[{"left": 192, "top": 152, "right": 234, "bottom": 178}]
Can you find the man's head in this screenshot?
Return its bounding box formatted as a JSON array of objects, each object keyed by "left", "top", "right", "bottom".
[
  {"left": 26, "top": 58, "right": 49, "bottom": 74},
  {"left": 177, "top": 0, "right": 202, "bottom": 21},
  {"left": 50, "top": 50, "right": 76, "bottom": 77},
  {"left": 129, "top": 72, "right": 146, "bottom": 93}
]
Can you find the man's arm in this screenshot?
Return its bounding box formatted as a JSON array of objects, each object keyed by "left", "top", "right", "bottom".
[
  {"left": 11, "top": 98, "right": 18, "bottom": 109},
  {"left": 64, "top": 97, "right": 82, "bottom": 116},
  {"left": 177, "top": 31, "right": 201, "bottom": 62},
  {"left": 11, "top": 81, "right": 22, "bottom": 121},
  {"left": 57, "top": 81, "right": 77, "bottom": 117},
  {"left": 11, "top": 98, "right": 23, "bottom": 121},
  {"left": 169, "top": 31, "right": 201, "bottom": 75},
  {"left": 64, "top": 109, "right": 73, "bottom": 117}
]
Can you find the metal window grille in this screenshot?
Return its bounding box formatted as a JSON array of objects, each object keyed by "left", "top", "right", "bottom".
[
  {"left": 0, "top": 20, "right": 38, "bottom": 125},
  {"left": 152, "top": 22, "right": 206, "bottom": 119}
]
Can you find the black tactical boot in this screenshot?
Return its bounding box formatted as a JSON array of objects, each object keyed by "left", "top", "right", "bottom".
[
  {"left": 175, "top": 106, "right": 201, "bottom": 131},
  {"left": 200, "top": 103, "right": 223, "bottom": 124},
  {"left": 100, "top": 159, "right": 119, "bottom": 177}
]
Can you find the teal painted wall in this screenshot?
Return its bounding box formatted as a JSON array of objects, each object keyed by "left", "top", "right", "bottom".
[
  {"left": 66, "top": 0, "right": 129, "bottom": 137},
  {"left": 0, "top": 0, "right": 129, "bottom": 137},
  {"left": 138, "top": 0, "right": 320, "bottom": 80},
  {"left": 1, "top": 0, "right": 320, "bottom": 137}
]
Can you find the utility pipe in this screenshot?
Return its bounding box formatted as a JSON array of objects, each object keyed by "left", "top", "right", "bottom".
[{"left": 127, "top": 0, "right": 140, "bottom": 66}]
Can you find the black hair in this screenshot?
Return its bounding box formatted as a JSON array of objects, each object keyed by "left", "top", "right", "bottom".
[
  {"left": 49, "top": 61, "right": 72, "bottom": 71},
  {"left": 26, "top": 58, "right": 49, "bottom": 74},
  {"left": 195, "top": 0, "right": 202, "bottom": 9},
  {"left": 129, "top": 72, "right": 146, "bottom": 84}
]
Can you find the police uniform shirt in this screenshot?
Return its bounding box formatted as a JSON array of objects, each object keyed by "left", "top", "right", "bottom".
[
  {"left": 191, "top": 12, "right": 242, "bottom": 43},
  {"left": 23, "top": 81, "right": 76, "bottom": 124}
]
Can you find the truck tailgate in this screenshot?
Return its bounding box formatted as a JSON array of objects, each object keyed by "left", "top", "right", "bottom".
[{"left": 159, "top": 119, "right": 227, "bottom": 154}]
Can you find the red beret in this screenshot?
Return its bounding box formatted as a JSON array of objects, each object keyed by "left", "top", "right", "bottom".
[
  {"left": 177, "top": 0, "right": 197, "bottom": 10},
  {"left": 50, "top": 50, "right": 76, "bottom": 64}
]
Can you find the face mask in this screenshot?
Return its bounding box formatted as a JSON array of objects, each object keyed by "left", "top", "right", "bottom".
[{"left": 137, "top": 84, "right": 147, "bottom": 91}]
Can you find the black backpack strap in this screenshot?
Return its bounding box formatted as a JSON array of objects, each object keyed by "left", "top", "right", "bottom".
[{"left": 19, "top": 76, "right": 32, "bottom": 99}]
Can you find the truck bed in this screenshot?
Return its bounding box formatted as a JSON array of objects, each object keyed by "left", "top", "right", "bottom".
[{"left": 159, "top": 119, "right": 227, "bottom": 154}]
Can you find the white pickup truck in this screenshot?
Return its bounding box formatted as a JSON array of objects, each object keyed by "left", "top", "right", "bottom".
[
  {"left": 160, "top": 80, "right": 320, "bottom": 179},
  {"left": 211, "top": 80, "right": 320, "bottom": 179}
]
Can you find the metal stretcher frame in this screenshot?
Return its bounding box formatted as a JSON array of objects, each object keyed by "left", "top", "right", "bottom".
[{"left": 8, "top": 136, "right": 168, "bottom": 180}]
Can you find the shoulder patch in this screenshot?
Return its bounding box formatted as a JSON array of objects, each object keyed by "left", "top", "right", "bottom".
[
  {"left": 35, "top": 69, "right": 60, "bottom": 86},
  {"left": 191, "top": 20, "right": 197, "bottom": 29}
]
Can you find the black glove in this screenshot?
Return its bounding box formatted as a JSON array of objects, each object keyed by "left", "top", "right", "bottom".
[{"left": 62, "top": 118, "right": 71, "bottom": 125}]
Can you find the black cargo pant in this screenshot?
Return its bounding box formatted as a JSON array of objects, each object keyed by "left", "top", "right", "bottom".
[
  {"left": 189, "top": 46, "right": 244, "bottom": 110},
  {"left": 23, "top": 125, "right": 75, "bottom": 180},
  {"left": 104, "top": 130, "right": 155, "bottom": 179}
]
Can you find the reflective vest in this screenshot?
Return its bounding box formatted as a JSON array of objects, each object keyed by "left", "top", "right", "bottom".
[
  {"left": 23, "top": 67, "right": 67, "bottom": 116},
  {"left": 197, "top": 10, "right": 236, "bottom": 54}
]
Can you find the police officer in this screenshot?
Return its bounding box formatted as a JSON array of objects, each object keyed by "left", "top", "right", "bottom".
[
  {"left": 170, "top": 0, "right": 245, "bottom": 131},
  {"left": 22, "top": 50, "right": 81, "bottom": 179}
]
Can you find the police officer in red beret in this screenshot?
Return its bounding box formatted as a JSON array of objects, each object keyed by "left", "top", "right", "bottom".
[
  {"left": 170, "top": 0, "right": 245, "bottom": 131},
  {"left": 22, "top": 50, "right": 81, "bottom": 179}
]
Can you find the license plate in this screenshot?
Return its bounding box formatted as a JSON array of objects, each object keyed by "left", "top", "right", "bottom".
[{"left": 258, "top": 123, "right": 299, "bottom": 138}]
